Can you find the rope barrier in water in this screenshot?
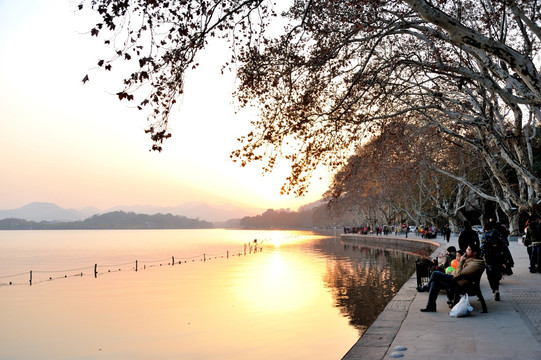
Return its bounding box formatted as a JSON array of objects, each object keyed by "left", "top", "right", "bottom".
[
  {"left": 33, "top": 265, "right": 95, "bottom": 273},
  {"left": 0, "top": 245, "right": 264, "bottom": 287},
  {"left": 0, "top": 272, "right": 28, "bottom": 279}
]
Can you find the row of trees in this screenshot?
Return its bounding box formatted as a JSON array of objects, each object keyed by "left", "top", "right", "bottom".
[
  {"left": 237, "top": 204, "right": 337, "bottom": 229},
  {"left": 327, "top": 120, "right": 541, "bottom": 233},
  {"left": 79, "top": 1, "right": 541, "bottom": 234},
  {"left": 238, "top": 208, "right": 315, "bottom": 229}
]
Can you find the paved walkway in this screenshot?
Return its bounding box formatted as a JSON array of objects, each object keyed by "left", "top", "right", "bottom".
[{"left": 342, "top": 233, "right": 541, "bottom": 360}]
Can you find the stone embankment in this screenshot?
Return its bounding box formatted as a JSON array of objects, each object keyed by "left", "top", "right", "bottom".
[{"left": 341, "top": 233, "right": 439, "bottom": 254}]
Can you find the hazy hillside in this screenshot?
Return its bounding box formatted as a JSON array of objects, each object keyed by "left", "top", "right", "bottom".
[
  {"left": 0, "top": 202, "right": 97, "bottom": 222},
  {"left": 0, "top": 211, "right": 214, "bottom": 230},
  {"left": 105, "top": 201, "right": 264, "bottom": 222},
  {"left": 0, "top": 200, "right": 335, "bottom": 230},
  {"left": 0, "top": 202, "right": 264, "bottom": 223}
]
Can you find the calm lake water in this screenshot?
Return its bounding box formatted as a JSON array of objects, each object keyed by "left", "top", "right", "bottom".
[{"left": 0, "top": 229, "right": 417, "bottom": 359}]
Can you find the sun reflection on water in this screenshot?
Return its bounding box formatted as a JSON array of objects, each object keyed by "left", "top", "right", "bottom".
[
  {"left": 265, "top": 231, "right": 330, "bottom": 249},
  {"left": 233, "top": 250, "right": 322, "bottom": 314}
]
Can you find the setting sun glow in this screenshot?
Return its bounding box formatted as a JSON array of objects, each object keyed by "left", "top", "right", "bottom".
[
  {"left": 233, "top": 250, "right": 324, "bottom": 314},
  {"left": 0, "top": 0, "right": 330, "bottom": 215}
]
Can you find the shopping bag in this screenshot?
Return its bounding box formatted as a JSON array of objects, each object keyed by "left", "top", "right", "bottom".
[{"left": 449, "top": 294, "right": 473, "bottom": 317}]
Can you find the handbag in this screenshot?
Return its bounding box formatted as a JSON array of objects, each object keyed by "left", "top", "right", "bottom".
[{"left": 449, "top": 294, "right": 473, "bottom": 317}]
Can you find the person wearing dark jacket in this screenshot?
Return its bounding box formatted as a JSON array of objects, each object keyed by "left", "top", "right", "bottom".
[
  {"left": 480, "top": 221, "right": 513, "bottom": 301},
  {"left": 458, "top": 220, "right": 479, "bottom": 252},
  {"left": 442, "top": 246, "right": 456, "bottom": 270},
  {"left": 526, "top": 213, "right": 541, "bottom": 273},
  {"left": 442, "top": 225, "right": 451, "bottom": 242}
]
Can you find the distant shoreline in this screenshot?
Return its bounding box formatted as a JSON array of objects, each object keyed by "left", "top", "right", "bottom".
[{"left": 0, "top": 210, "right": 214, "bottom": 230}]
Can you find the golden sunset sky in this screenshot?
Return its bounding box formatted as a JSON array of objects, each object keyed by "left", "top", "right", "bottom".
[{"left": 0, "top": 0, "right": 330, "bottom": 214}]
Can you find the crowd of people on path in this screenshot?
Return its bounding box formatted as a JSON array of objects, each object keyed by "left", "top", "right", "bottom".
[
  {"left": 416, "top": 218, "right": 515, "bottom": 312},
  {"left": 343, "top": 215, "right": 541, "bottom": 313},
  {"left": 343, "top": 224, "right": 444, "bottom": 239},
  {"left": 343, "top": 225, "right": 394, "bottom": 235}
]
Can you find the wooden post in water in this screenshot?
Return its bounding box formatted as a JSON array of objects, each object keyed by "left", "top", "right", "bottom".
[
  {"left": 135, "top": 260, "right": 138, "bottom": 272},
  {"left": 204, "top": 254, "right": 206, "bottom": 262},
  {"left": 227, "top": 250, "right": 229, "bottom": 259},
  {"left": 29, "top": 270, "right": 32, "bottom": 286},
  {"left": 94, "top": 264, "right": 97, "bottom": 278},
  {"left": 172, "top": 256, "right": 174, "bottom": 266}
]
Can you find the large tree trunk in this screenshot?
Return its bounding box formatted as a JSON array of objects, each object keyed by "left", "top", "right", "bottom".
[
  {"left": 448, "top": 217, "right": 461, "bottom": 234},
  {"left": 507, "top": 212, "right": 521, "bottom": 236}
]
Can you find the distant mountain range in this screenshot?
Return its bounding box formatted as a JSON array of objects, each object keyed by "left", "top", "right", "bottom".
[
  {"left": 0, "top": 202, "right": 266, "bottom": 223},
  {"left": 0, "top": 211, "right": 214, "bottom": 230}
]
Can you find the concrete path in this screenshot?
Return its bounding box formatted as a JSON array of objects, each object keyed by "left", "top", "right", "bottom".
[{"left": 342, "top": 233, "right": 541, "bottom": 360}]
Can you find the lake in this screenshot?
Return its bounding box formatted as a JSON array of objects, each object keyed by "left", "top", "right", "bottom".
[{"left": 0, "top": 229, "right": 417, "bottom": 359}]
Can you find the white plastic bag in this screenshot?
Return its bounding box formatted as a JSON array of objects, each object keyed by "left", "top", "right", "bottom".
[{"left": 449, "top": 294, "right": 473, "bottom": 317}]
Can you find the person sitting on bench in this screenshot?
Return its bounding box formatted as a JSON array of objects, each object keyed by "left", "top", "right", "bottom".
[{"left": 417, "top": 244, "right": 485, "bottom": 312}]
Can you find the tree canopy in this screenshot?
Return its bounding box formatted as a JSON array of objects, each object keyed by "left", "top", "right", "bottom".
[{"left": 79, "top": 0, "right": 541, "bottom": 231}]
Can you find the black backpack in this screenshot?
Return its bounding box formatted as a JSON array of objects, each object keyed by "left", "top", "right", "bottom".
[{"left": 481, "top": 230, "right": 505, "bottom": 263}]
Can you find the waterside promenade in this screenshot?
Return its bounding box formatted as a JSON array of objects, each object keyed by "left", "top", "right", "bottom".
[{"left": 341, "top": 232, "right": 541, "bottom": 360}]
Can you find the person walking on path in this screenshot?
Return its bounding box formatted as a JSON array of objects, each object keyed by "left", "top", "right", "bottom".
[
  {"left": 442, "top": 225, "right": 451, "bottom": 242},
  {"left": 417, "top": 244, "right": 485, "bottom": 312},
  {"left": 526, "top": 212, "right": 541, "bottom": 273},
  {"left": 497, "top": 222, "right": 510, "bottom": 246},
  {"left": 457, "top": 220, "right": 479, "bottom": 252},
  {"left": 480, "top": 221, "right": 514, "bottom": 301}
]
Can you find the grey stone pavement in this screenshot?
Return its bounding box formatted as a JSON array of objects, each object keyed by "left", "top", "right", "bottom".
[{"left": 342, "top": 233, "right": 541, "bottom": 360}]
